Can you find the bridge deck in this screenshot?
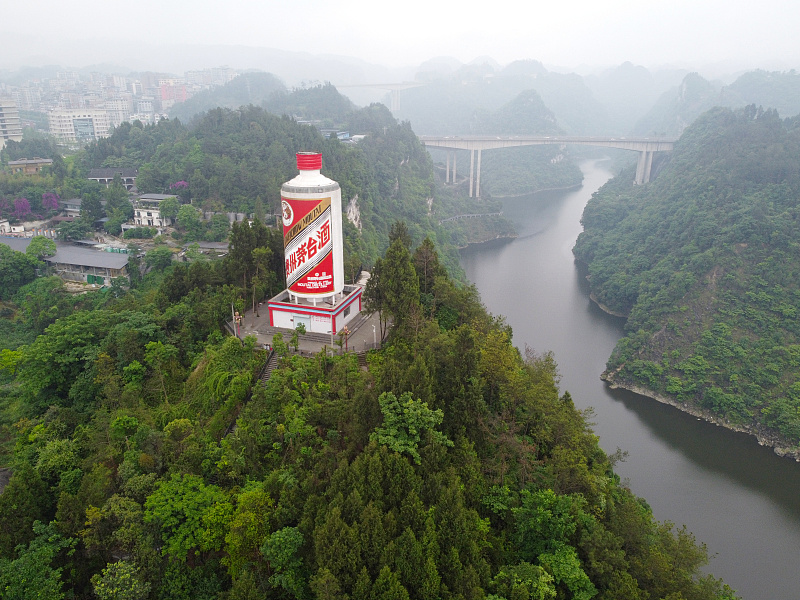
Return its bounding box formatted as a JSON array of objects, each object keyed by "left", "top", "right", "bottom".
[{"left": 419, "top": 135, "right": 674, "bottom": 152}]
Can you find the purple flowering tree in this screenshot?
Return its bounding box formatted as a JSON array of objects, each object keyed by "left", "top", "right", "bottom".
[
  {"left": 169, "top": 181, "right": 189, "bottom": 190},
  {"left": 42, "top": 192, "right": 60, "bottom": 211},
  {"left": 13, "top": 198, "right": 31, "bottom": 220}
]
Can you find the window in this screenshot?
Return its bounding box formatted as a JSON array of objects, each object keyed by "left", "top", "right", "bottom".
[{"left": 344, "top": 306, "right": 351, "bottom": 317}]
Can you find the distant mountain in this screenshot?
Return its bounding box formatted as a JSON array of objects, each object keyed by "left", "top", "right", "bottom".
[
  {"left": 633, "top": 72, "right": 722, "bottom": 137},
  {"left": 488, "top": 89, "right": 562, "bottom": 135},
  {"left": 512, "top": 70, "right": 609, "bottom": 135},
  {"left": 722, "top": 70, "right": 800, "bottom": 118},
  {"left": 169, "top": 72, "right": 287, "bottom": 123},
  {"left": 584, "top": 62, "right": 688, "bottom": 133},
  {"left": 265, "top": 83, "right": 356, "bottom": 126},
  {"left": 633, "top": 70, "right": 800, "bottom": 137},
  {"left": 415, "top": 56, "right": 464, "bottom": 81},
  {"left": 397, "top": 60, "right": 608, "bottom": 135}
]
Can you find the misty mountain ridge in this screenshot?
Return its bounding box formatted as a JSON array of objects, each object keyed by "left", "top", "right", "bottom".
[{"left": 634, "top": 69, "right": 800, "bottom": 137}]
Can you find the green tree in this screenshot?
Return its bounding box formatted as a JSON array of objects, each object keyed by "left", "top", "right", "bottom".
[
  {"left": 91, "top": 561, "right": 151, "bottom": 600},
  {"left": 491, "top": 562, "right": 557, "bottom": 600},
  {"left": 25, "top": 236, "right": 57, "bottom": 261},
  {"left": 0, "top": 244, "right": 38, "bottom": 300},
  {"left": 104, "top": 174, "right": 131, "bottom": 214},
  {"left": 0, "top": 521, "right": 76, "bottom": 600},
  {"left": 224, "top": 484, "right": 274, "bottom": 578},
  {"left": 81, "top": 190, "right": 105, "bottom": 222},
  {"left": 144, "top": 340, "right": 179, "bottom": 403},
  {"left": 57, "top": 219, "right": 90, "bottom": 241},
  {"left": 0, "top": 464, "right": 50, "bottom": 557},
  {"left": 207, "top": 213, "right": 230, "bottom": 242},
  {"left": 389, "top": 220, "right": 412, "bottom": 250},
  {"left": 261, "top": 527, "right": 306, "bottom": 597},
  {"left": 310, "top": 568, "right": 346, "bottom": 600},
  {"left": 145, "top": 246, "right": 173, "bottom": 271},
  {"left": 143, "top": 473, "right": 233, "bottom": 562},
  {"left": 413, "top": 236, "right": 444, "bottom": 297},
  {"left": 371, "top": 565, "right": 410, "bottom": 600},
  {"left": 177, "top": 205, "right": 203, "bottom": 240},
  {"left": 371, "top": 238, "right": 420, "bottom": 335},
  {"left": 370, "top": 391, "right": 452, "bottom": 464},
  {"left": 160, "top": 196, "right": 180, "bottom": 222}
]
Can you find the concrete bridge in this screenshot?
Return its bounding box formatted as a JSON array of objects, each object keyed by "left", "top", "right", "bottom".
[{"left": 419, "top": 135, "right": 676, "bottom": 196}]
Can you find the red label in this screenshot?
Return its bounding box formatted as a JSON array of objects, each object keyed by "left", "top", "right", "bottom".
[{"left": 290, "top": 250, "right": 334, "bottom": 294}]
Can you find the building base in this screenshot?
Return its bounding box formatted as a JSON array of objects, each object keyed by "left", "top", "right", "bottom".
[{"left": 267, "top": 285, "right": 363, "bottom": 336}]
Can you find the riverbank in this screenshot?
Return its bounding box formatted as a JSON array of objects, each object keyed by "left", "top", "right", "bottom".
[
  {"left": 590, "top": 288, "right": 800, "bottom": 461},
  {"left": 586, "top": 271, "right": 800, "bottom": 462},
  {"left": 493, "top": 182, "right": 583, "bottom": 199},
  {"left": 602, "top": 372, "right": 800, "bottom": 461},
  {"left": 457, "top": 232, "right": 518, "bottom": 249},
  {"left": 588, "top": 292, "right": 629, "bottom": 318}
]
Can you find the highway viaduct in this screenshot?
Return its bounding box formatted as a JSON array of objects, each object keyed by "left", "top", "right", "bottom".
[{"left": 418, "top": 135, "right": 676, "bottom": 197}]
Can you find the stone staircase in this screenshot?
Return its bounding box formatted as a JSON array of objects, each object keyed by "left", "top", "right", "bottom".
[{"left": 259, "top": 350, "right": 278, "bottom": 386}]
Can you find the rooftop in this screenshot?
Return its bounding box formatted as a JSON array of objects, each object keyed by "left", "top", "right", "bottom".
[
  {"left": 0, "top": 237, "right": 128, "bottom": 269},
  {"left": 8, "top": 158, "right": 53, "bottom": 166},
  {"left": 88, "top": 168, "right": 138, "bottom": 178},
  {"left": 46, "top": 246, "right": 129, "bottom": 269},
  {"left": 138, "top": 193, "right": 177, "bottom": 202}
]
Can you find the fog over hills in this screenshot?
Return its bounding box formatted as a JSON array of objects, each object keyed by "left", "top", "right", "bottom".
[{"left": 3, "top": 33, "right": 800, "bottom": 140}]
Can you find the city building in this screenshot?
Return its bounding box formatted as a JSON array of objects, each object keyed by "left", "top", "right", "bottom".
[
  {"left": 8, "top": 158, "right": 53, "bottom": 174},
  {"left": 0, "top": 98, "right": 23, "bottom": 150},
  {"left": 88, "top": 168, "right": 138, "bottom": 190},
  {"left": 105, "top": 96, "right": 134, "bottom": 128},
  {"left": 59, "top": 198, "right": 82, "bottom": 219},
  {"left": 133, "top": 193, "right": 176, "bottom": 229},
  {"left": 48, "top": 108, "right": 111, "bottom": 142}
]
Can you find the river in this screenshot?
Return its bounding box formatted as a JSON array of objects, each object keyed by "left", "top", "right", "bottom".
[{"left": 460, "top": 159, "right": 800, "bottom": 600}]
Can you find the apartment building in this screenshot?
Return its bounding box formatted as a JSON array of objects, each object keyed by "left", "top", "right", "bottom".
[
  {"left": 0, "top": 98, "right": 24, "bottom": 150},
  {"left": 133, "top": 193, "right": 177, "bottom": 229},
  {"left": 48, "top": 108, "right": 111, "bottom": 142}
]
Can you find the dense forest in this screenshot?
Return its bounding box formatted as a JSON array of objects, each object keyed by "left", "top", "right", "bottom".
[
  {"left": 573, "top": 105, "right": 800, "bottom": 453},
  {"left": 0, "top": 217, "right": 737, "bottom": 598},
  {"left": 0, "top": 78, "right": 752, "bottom": 598}
]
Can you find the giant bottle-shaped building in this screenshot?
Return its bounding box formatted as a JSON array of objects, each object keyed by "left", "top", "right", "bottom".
[
  {"left": 268, "top": 151, "right": 362, "bottom": 336},
  {"left": 281, "top": 151, "right": 344, "bottom": 300}
]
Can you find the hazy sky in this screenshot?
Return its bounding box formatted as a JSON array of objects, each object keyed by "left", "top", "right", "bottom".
[{"left": 3, "top": 0, "right": 799, "bottom": 72}]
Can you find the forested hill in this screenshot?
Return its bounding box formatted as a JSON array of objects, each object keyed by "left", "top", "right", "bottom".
[
  {"left": 81, "top": 101, "right": 448, "bottom": 268},
  {"left": 0, "top": 225, "right": 737, "bottom": 598},
  {"left": 168, "top": 72, "right": 287, "bottom": 123},
  {"left": 573, "top": 105, "right": 800, "bottom": 453}
]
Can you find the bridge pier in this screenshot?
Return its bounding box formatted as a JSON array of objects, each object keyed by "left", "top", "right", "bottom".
[
  {"left": 635, "top": 150, "right": 654, "bottom": 185},
  {"left": 469, "top": 150, "right": 475, "bottom": 197},
  {"left": 467, "top": 149, "right": 484, "bottom": 197},
  {"left": 446, "top": 152, "right": 450, "bottom": 183},
  {"left": 476, "top": 149, "right": 482, "bottom": 197},
  {"left": 451, "top": 152, "right": 457, "bottom": 184}
]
